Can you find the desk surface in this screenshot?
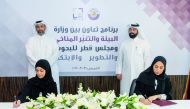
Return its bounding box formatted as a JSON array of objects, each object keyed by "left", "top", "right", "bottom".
[
  {"left": 1, "top": 100, "right": 190, "bottom": 109},
  {"left": 147, "top": 100, "right": 190, "bottom": 109}
]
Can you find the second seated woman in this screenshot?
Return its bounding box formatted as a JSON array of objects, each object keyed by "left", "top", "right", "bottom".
[{"left": 134, "top": 56, "right": 172, "bottom": 105}]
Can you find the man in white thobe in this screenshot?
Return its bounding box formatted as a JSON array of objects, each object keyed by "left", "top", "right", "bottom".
[
  {"left": 116, "top": 23, "right": 151, "bottom": 95},
  {"left": 25, "top": 20, "right": 60, "bottom": 93}
]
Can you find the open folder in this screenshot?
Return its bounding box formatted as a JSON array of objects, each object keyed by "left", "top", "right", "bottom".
[{"left": 152, "top": 100, "right": 177, "bottom": 106}]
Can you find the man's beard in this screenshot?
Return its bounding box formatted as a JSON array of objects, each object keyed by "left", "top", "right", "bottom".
[
  {"left": 129, "top": 33, "right": 137, "bottom": 39},
  {"left": 37, "top": 31, "right": 45, "bottom": 36}
]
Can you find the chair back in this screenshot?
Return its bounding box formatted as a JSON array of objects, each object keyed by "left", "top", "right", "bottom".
[{"left": 129, "top": 79, "right": 137, "bottom": 96}]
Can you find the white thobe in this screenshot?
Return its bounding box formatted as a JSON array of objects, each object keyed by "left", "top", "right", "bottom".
[
  {"left": 116, "top": 37, "right": 151, "bottom": 95},
  {"left": 25, "top": 34, "right": 60, "bottom": 93}
]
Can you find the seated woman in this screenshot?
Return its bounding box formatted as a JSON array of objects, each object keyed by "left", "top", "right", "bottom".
[
  {"left": 13, "top": 59, "right": 57, "bottom": 107},
  {"left": 134, "top": 56, "right": 172, "bottom": 105}
]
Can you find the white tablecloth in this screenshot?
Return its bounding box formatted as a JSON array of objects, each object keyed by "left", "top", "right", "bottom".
[
  {"left": 1, "top": 100, "right": 190, "bottom": 109},
  {"left": 147, "top": 100, "right": 190, "bottom": 109},
  {"left": 0, "top": 102, "right": 26, "bottom": 109}
]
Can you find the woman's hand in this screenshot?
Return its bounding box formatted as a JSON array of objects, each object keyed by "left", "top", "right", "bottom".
[
  {"left": 148, "top": 95, "right": 160, "bottom": 102},
  {"left": 139, "top": 98, "right": 151, "bottom": 105},
  {"left": 13, "top": 100, "right": 21, "bottom": 108}
]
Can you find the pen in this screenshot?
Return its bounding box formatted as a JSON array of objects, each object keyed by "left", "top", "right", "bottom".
[{"left": 14, "top": 95, "right": 17, "bottom": 104}]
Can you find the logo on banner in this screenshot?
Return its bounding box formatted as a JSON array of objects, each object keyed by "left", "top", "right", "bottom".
[
  {"left": 88, "top": 8, "right": 100, "bottom": 20},
  {"left": 73, "top": 8, "right": 83, "bottom": 20}
]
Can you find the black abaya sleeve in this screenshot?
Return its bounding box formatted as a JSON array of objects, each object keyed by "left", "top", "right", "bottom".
[
  {"left": 17, "top": 82, "right": 31, "bottom": 103},
  {"left": 51, "top": 82, "right": 58, "bottom": 95},
  {"left": 134, "top": 81, "right": 147, "bottom": 98},
  {"left": 46, "top": 82, "right": 58, "bottom": 95}
]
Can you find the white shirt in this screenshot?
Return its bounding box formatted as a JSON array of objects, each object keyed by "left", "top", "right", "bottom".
[{"left": 116, "top": 37, "right": 151, "bottom": 94}]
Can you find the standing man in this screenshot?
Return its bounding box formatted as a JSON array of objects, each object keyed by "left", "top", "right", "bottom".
[
  {"left": 26, "top": 20, "right": 60, "bottom": 93},
  {"left": 116, "top": 23, "right": 151, "bottom": 95}
]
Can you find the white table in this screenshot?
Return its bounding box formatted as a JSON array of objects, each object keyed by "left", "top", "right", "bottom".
[
  {"left": 0, "top": 102, "right": 24, "bottom": 109},
  {"left": 147, "top": 100, "right": 190, "bottom": 109},
  {"left": 1, "top": 100, "right": 190, "bottom": 109}
]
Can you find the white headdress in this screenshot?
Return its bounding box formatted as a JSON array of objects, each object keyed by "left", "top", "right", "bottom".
[
  {"left": 34, "top": 20, "right": 46, "bottom": 26},
  {"left": 34, "top": 20, "right": 46, "bottom": 35},
  {"left": 128, "top": 23, "right": 145, "bottom": 40}
]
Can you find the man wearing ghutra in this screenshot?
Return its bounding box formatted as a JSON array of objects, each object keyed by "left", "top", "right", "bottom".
[
  {"left": 25, "top": 20, "right": 60, "bottom": 93},
  {"left": 116, "top": 23, "right": 151, "bottom": 95}
]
